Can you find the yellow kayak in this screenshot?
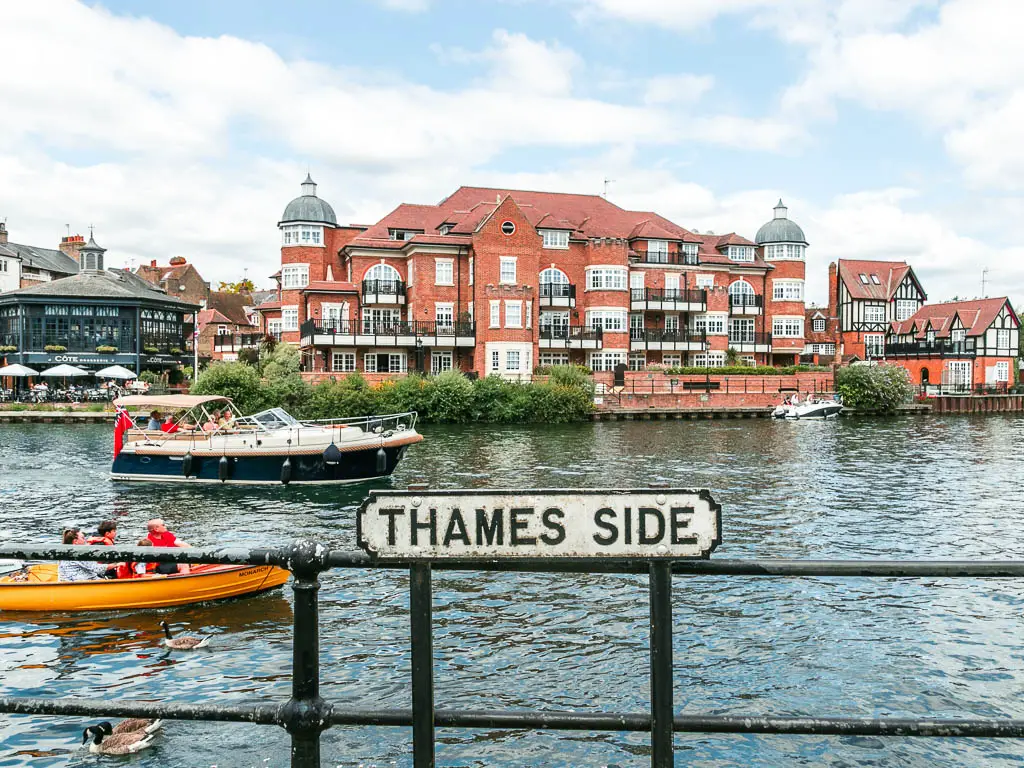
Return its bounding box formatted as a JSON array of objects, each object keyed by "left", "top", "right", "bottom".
[{"left": 0, "top": 563, "right": 291, "bottom": 611}]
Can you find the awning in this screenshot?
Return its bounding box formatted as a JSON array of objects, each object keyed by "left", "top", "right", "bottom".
[
  {"left": 0, "top": 364, "right": 39, "bottom": 377},
  {"left": 39, "top": 364, "right": 91, "bottom": 377},
  {"left": 113, "top": 394, "right": 232, "bottom": 409},
  {"left": 95, "top": 365, "right": 137, "bottom": 380}
]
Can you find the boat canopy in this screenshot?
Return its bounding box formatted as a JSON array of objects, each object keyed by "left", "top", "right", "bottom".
[{"left": 114, "top": 394, "right": 233, "bottom": 409}]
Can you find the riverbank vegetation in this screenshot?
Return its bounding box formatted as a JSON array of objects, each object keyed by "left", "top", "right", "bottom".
[
  {"left": 191, "top": 344, "right": 594, "bottom": 423},
  {"left": 835, "top": 364, "right": 913, "bottom": 412}
]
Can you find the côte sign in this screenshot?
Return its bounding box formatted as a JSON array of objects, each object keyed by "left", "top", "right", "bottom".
[{"left": 357, "top": 488, "right": 721, "bottom": 560}]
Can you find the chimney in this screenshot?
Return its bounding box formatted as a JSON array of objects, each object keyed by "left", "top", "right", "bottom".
[
  {"left": 0, "top": 222, "right": 7, "bottom": 245},
  {"left": 59, "top": 233, "right": 86, "bottom": 264},
  {"left": 827, "top": 262, "right": 838, "bottom": 319},
  {"left": 169, "top": 256, "right": 187, "bottom": 266},
  {"left": 150, "top": 259, "right": 157, "bottom": 268}
]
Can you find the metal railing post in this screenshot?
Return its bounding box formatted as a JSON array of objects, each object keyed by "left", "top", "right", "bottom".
[
  {"left": 283, "top": 540, "right": 331, "bottom": 768},
  {"left": 410, "top": 562, "right": 436, "bottom": 767},
  {"left": 649, "top": 560, "right": 674, "bottom": 767}
]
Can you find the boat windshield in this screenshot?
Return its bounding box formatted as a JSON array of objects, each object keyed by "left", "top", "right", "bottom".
[{"left": 241, "top": 407, "right": 300, "bottom": 431}]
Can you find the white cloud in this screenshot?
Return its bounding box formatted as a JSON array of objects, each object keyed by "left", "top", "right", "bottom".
[
  {"left": 643, "top": 74, "right": 715, "bottom": 106},
  {"left": 370, "top": 0, "right": 430, "bottom": 11}
]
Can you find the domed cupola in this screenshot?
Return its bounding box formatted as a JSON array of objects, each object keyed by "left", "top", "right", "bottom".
[
  {"left": 79, "top": 231, "right": 106, "bottom": 272},
  {"left": 279, "top": 174, "right": 337, "bottom": 227},
  {"left": 755, "top": 199, "right": 808, "bottom": 260}
]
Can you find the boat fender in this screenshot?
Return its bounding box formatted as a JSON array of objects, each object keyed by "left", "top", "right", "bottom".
[
  {"left": 323, "top": 443, "right": 342, "bottom": 466},
  {"left": 281, "top": 457, "right": 292, "bottom": 485},
  {"left": 218, "top": 455, "right": 231, "bottom": 483},
  {"left": 182, "top": 451, "right": 194, "bottom": 477},
  {"left": 376, "top": 447, "right": 387, "bottom": 474}
]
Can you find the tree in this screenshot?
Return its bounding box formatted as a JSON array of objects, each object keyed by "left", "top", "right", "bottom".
[
  {"left": 191, "top": 362, "right": 265, "bottom": 414},
  {"left": 836, "top": 364, "right": 913, "bottom": 412},
  {"left": 218, "top": 279, "right": 255, "bottom": 294}
]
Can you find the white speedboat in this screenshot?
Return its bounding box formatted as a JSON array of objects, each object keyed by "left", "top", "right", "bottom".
[
  {"left": 111, "top": 395, "right": 422, "bottom": 484},
  {"left": 771, "top": 398, "right": 843, "bottom": 420}
]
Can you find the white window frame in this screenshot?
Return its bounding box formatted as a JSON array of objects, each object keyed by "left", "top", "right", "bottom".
[
  {"left": 504, "top": 300, "right": 523, "bottom": 328},
  {"left": 772, "top": 280, "right": 804, "bottom": 301},
  {"left": 586, "top": 309, "right": 627, "bottom": 332},
  {"left": 431, "top": 350, "right": 453, "bottom": 374},
  {"left": 863, "top": 305, "right": 886, "bottom": 323},
  {"left": 647, "top": 240, "right": 669, "bottom": 262},
  {"left": 541, "top": 229, "right": 570, "bottom": 249},
  {"left": 364, "top": 351, "right": 408, "bottom": 374},
  {"left": 281, "top": 264, "right": 309, "bottom": 290},
  {"left": 728, "top": 245, "right": 754, "bottom": 262},
  {"left": 629, "top": 352, "right": 646, "bottom": 371},
  {"left": 434, "top": 259, "right": 454, "bottom": 286},
  {"left": 695, "top": 274, "right": 715, "bottom": 289},
  {"left": 771, "top": 316, "right": 804, "bottom": 338},
  {"left": 281, "top": 224, "right": 323, "bottom": 247},
  {"left": 693, "top": 313, "right": 726, "bottom": 335},
  {"left": 996, "top": 328, "right": 1011, "bottom": 349},
  {"left": 812, "top": 318, "right": 825, "bottom": 333},
  {"left": 490, "top": 349, "right": 500, "bottom": 372},
  {"left": 500, "top": 257, "right": 517, "bottom": 284},
  {"left": 505, "top": 349, "right": 521, "bottom": 372},
  {"left": 586, "top": 266, "right": 628, "bottom": 291},
  {"left": 267, "top": 319, "right": 283, "bottom": 335},
  {"left": 951, "top": 329, "right": 966, "bottom": 343},
  {"left": 864, "top": 334, "right": 885, "bottom": 358},
  {"left": 468, "top": 257, "right": 474, "bottom": 286},
  {"left": 281, "top": 306, "right": 299, "bottom": 332},
  {"left": 331, "top": 351, "right": 356, "bottom": 373},
  {"left": 895, "top": 300, "right": 918, "bottom": 322},
  {"left": 539, "top": 352, "right": 569, "bottom": 366},
  {"left": 435, "top": 302, "right": 454, "bottom": 330},
  {"left": 691, "top": 351, "right": 726, "bottom": 368},
  {"left": 995, "top": 361, "right": 1009, "bottom": 382},
  {"left": 681, "top": 243, "right": 699, "bottom": 263},
  {"left": 489, "top": 300, "right": 501, "bottom": 328},
  {"left": 662, "top": 353, "right": 681, "bottom": 367},
  {"left": 588, "top": 350, "right": 627, "bottom": 372}
]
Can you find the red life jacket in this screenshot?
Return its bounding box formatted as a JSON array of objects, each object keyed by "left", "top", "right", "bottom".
[
  {"left": 88, "top": 535, "right": 115, "bottom": 546},
  {"left": 115, "top": 562, "right": 135, "bottom": 579}
]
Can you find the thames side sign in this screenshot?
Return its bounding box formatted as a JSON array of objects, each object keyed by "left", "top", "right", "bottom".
[{"left": 357, "top": 488, "right": 721, "bottom": 560}]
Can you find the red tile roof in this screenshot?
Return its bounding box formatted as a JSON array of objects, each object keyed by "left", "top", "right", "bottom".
[
  {"left": 256, "top": 300, "right": 281, "bottom": 311},
  {"left": 207, "top": 291, "right": 252, "bottom": 326},
  {"left": 837, "top": 259, "right": 919, "bottom": 301},
  {"left": 891, "top": 297, "right": 1016, "bottom": 338},
  {"left": 304, "top": 281, "right": 359, "bottom": 293},
  {"left": 197, "top": 309, "right": 232, "bottom": 326}
]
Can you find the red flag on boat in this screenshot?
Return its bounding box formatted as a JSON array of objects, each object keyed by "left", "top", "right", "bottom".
[{"left": 113, "top": 405, "right": 133, "bottom": 458}]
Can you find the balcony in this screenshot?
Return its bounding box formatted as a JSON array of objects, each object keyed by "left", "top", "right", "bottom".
[
  {"left": 361, "top": 279, "right": 407, "bottom": 306},
  {"left": 630, "top": 328, "right": 707, "bottom": 352},
  {"left": 630, "top": 287, "right": 707, "bottom": 313},
  {"left": 213, "top": 334, "right": 263, "bottom": 353},
  {"left": 538, "top": 283, "right": 576, "bottom": 308},
  {"left": 729, "top": 294, "right": 763, "bottom": 315},
  {"left": 299, "top": 319, "right": 474, "bottom": 348},
  {"left": 886, "top": 339, "right": 977, "bottom": 358},
  {"left": 632, "top": 250, "right": 700, "bottom": 266},
  {"left": 538, "top": 325, "right": 603, "bottom": 350},
  {"left": 727, "top": 331, "right": 772, "bottom": 353}
]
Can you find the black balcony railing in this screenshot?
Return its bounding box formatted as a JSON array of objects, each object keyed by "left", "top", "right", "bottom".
[
  {"left": 728, "top": 294, "right": 764, "bottom": 311},
  {"left": 213, "top": 334, "right": 264, "bottom": 350},
  {"left": 301, "top": 319, "right": 475, "bottom": 339},
  {"left": 632, "top": 250, "right": 700, "bottom": 266},
  {"left": 886, "top": 339, "right": 977, "bottom": 357},
  {"left": 539, "top": 283, "right": 576, "bottom": 300},
  {"left": 727, "top": 331, "right": 773, "bottom": 347},
  {"left": 362, "top": 279, "right": 407, "bottom": 297},
  {"left": 539, "top": 325, "right": 603, "bottom": 343},
  {"left": 630, "top": 328, "right": 707, "bottom": 346},
  {"left": 632, "top": 288, "right": 707, "bottom": 305}
]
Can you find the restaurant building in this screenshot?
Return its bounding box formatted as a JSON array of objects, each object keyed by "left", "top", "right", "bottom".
[
  {"left": 257, "top": 177, "right": 809, "bottom": 378},
  {"left": 0, "top": 235, "right": 199, "bottom": 372}
]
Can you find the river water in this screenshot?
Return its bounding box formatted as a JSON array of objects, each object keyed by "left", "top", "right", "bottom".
[{"left": 0, "top": 416, "right": 1023, "bottom": 767}]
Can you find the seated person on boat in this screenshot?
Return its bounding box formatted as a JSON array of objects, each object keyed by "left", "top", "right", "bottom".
[{"left": 58, "top": 528, "right": 116, "bottom": 582}]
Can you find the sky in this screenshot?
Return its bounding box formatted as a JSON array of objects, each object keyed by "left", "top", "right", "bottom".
[{"left": 2, "top": 0, "right": 1023, "bottom": 306}]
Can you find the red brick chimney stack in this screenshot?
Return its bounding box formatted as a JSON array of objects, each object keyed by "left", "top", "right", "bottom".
[
  {"left": 150, "top": 259, "right": 157, "bottom": 267},
  {"left": 827, "top": 262, "right": 838, "bottom": 316},
  {"left": 0, "top": 222, "right": 7, "bottom": 245},
  {"left": 169, "top": 256, "right": 187, "bottom": 266},
  {"left": 59, "top": 233, "right": 86, "bottom": 264}
]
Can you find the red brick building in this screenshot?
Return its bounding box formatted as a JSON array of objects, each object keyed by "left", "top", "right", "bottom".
[
  {"left": 197, "top": 291, "right": 261, "bottom": 362},
  {"left": 258, "top": 178, "right": 810, "bottom": 377},
  {"left": 886, "top": 298, "right": 1020, "bottom": 392}
]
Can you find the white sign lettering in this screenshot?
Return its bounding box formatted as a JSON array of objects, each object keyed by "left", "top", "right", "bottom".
[{"left": 357, "top": 489, "right": 721, "bottom": 560}]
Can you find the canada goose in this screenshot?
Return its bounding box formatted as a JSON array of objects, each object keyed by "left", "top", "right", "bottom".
[
  {"left": 111, "top": 718, "right": 162, "bottom": 735},
  {"left": 82, "top": 722, "right": 156, "bottom": 755},
  {"left": 159, "top": 620, "right": 210, "bottom": 650}
]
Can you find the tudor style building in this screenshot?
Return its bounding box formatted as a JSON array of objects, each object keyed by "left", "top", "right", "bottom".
[
  {"left": 886, "top": 298, "right": 1020, "bottom": 392},
  {"left": 827, "top": 259, "right": 927, "bottom": 360},
  {"left": 258, "top": 178, "right": 809, "bottom": 377}
]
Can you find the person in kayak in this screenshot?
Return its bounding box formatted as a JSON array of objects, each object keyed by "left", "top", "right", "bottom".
[{"left": 146, "top": 519, "right": 191, "bottom": 575}]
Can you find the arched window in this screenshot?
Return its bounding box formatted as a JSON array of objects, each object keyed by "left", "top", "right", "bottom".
[
  {"left": 364, "top": 263, "right": 401, "bottom": 283},
  {"left": 728, "top": 280, "right": 754, "bottom": 298},
  {"left": 539, "top": 267, "right": 568, "bottom": 285}
]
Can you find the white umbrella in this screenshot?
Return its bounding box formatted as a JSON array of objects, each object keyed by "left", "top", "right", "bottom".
[
  {"left": 95, "top": 365, "right": 136, "bottom": 380},
  {"left": 0, "top": 364, "right": 38, "bottom": 377},
  {"left": 39, "top": 364, "right": 90, "bottom": 377}
]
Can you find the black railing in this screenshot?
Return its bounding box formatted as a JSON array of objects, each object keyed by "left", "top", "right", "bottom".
[
  {"left": 1, "top": 539, "right": 1023, "bottom": 768},
  {"left": 539, "top": 324, "right": 603, "bottom": 342},
  {"left": 213, "top": 333, "right": 263, "bottom": 349},
  {"left": 301, "top": 319, "right": 475, "bottom": 339},
  {"left": 729, "top": 294, "right": 764, "bottom": 311},
  {"left": 630, "top": 328, "right": 707, "bottom": 346},
  {"left": 362, "top": 279, "right": 407, "bottom": 298},
  {"left": 886, "top": 339, "right": 977, "bottom": 357},
  {"left": 727, "top": 331, "right": 773, "bottom": 347},
  {"left": 631, "top": 287, "right": 707, "bottom": 304},
  {"left": 538, "top": 283, "right": 576, "bottom": 300},
  {"left": 633, "top": 249, "right": 700, "bottom": 266}
]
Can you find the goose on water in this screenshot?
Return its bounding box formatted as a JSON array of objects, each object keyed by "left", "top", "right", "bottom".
[
  {"left": 159, "top": 620, "right": 210, "bottom": 649},
  {"left": 111, "top": 718, "right": 162, "bottom": 735},
  {"left": 82, "top": 722, "right": 156, "bottom": 755}
]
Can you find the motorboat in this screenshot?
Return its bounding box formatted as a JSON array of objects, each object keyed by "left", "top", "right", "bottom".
[
  {"left": 110, "top": 395, "right": 423, "bottom": 484},
  {"left": 771, "top": 396, "right": 843, "bottom": 420},
  {"left": 0, "top": 563, "right": 290, "bottom": 611}
]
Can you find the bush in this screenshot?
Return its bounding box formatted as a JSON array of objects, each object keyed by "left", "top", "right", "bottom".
[
  {"left": 191, "top": 362, "right": 265, "bottom": 414},
  {"left": 0, "top": 345, "right": 18, "bottom": 353},
  {"left": 237, "top": 348, "right": 260, "bottom": 366},
  {"left": 305, "top": 374, "right": 379, "bottom": 420},
  {"left": 546, "top": 364, "right": 595, "bottom": 395},
  {"left": 426, "top": 370, "right": 475, "bottom": 423},
  {"left": 260, "top": 343, "right": 310, "bottom": 415},
  {"left": 529, "top": 382, "right": 594, "bottom": 423},
  {"left": 95, "top": 345, "right": 118, "bottom": 353},
  {"left": 138, "top": 371, "right": 162, "bottom": 386},
  {"left": 44, "top": 345, "right": 67, "bottom": 352},
  {"left": 836, "top": 364, "right": 913, "bottom": 412},
  {"left": 143, "top": 346, "right": 159, "bottom": 354}
]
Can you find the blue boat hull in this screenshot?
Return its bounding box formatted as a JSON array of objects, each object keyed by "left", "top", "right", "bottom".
[{"left": 111, "top": 444, "right": 411, "bottom": 484}]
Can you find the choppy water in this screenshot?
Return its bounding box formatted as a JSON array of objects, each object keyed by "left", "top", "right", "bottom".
[{"left": 0, "top": 415, "right": 1023, "bottom": 767}]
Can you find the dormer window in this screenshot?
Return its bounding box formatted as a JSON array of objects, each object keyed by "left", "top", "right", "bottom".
[
  {"left": 813, "top": 318, "right": 825, "bottom": 333},
  {"left": 389, "top": 229, "right": 417, "bottom": 241},
  {"left": 439, "top": 225, "right": 452, "bottom": 235},
  {"left": 541, "top": 229, "right": 570, "bottom": 249},
  {"left": 859, "top": 274, "right": 869, "bottom": 284},
  {"left": 870, "top": 275, "right": 880, "bottom": 285},
  {"left": 951, "top": 329, "right": 966, "bottom": 343},
  {"left": 728, "top": 246, "right": 754, "bottom": 262},
  {"left": 646, "top": 240, "right": 668, "bottom": 263},
  {"left": 926, "top": 330, "right": 936, "bottom": 344},
  {"left": 681, "top": 243, "right": 699, "bottom": 264}
]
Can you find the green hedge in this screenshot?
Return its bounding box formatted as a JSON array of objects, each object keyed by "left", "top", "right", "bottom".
[
  {"left": 836, "top": 364, "right": 913, "bottom": 412},
  {"left": 660, "top": 364, "right": 831, "bottom": 376}
]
